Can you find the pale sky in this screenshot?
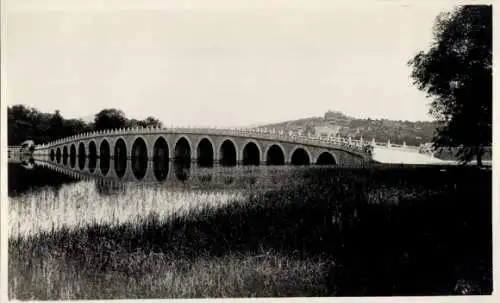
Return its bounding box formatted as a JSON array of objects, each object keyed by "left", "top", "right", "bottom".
[{"left": 5, "top": 0, "right": 459, "bottom": 127}]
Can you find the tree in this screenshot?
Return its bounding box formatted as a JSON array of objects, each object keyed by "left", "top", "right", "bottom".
[
  {"left": 8, "top": 105, "right": 164, "bottom": 145},
  {"left": 94, "top": 109, "right": 127, "bottom": 131},
  {"left": 140, "top": 116, "right": 163, "bottom": 128},
  {"left": 408, "top": 5, "right": 492, "bottom": 166},
  {"left": 49, "top": 110, "right": 64, "bottom": 139},
  {"left": 8, "top": 105, "right": 36, "bottom": 145},
  {"left": 126, "top": 116, "right": 163, "bottom": 129}
]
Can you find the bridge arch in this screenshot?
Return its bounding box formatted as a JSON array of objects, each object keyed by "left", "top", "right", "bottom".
[
  {"left": 131, "top": 137, "right": 148, "bottom": 180},
  {"left": 265, "top": 144, "right": 286, "bottom": 165},
  {"left": 290, "top": 146, "right": 311, "bottom": 165},
  {"left": 114, "top": 138, "right": 127, "bottom": 159},
  {"left": 99, "top": 140, "right": 111, "bottom": 176},
  {"left": 99, "top": 139, "right": 110, "bottom": 158},
  {"left": 196, "top": 137, "right": 214, "bottom": 167},
  {"left": 78, "top": 142, "right": 86, "bottom": 170},
  {"left": 131, "top": 136, "right": 148, "bottom": 159},
  {"left": 88, "top": 141, "right": 97, "bottom": 156},
  {"left": 62, "top": 146, "right": 68, "bottom": 165},
  {"left": 78, "top": 153, "right": 86, "bottom": 170},
  {"left": 153, "top": 136, "right": 169, "bottom": 161},
  {"left": 174, "top": 136, "right": 192, "bottom": 162},
  {"left": 56, "top": 148, "right": 61, "bottom": 163},
  {"left": 88, "top": 154, "right": 97, "bottom": 173},
  {"left": 241, "top": 140, "right": 261, "bottom": 166},
  {"left": 69, "top": 144, "right": 77, "bottom": 168},
  {"left": 219, "top": 138, "right": 238, "bottom": 166},
  {"left": 153, "top": 136, "right": 169, "bottom": 181},
  {"left": 316, "top": 151, "right": 337, "bottom": 165},
  {"left": 50, "top": 149, "right": 55, "bottom": 161},
  {"left": 70, "top": 144, "right": 76, "bottom": 157},
  {"left": 78, "top": 142, "right": 86, "bottom": 158},
  {"left": 114, "top": 138, "right": 128, "bottom": 178}
]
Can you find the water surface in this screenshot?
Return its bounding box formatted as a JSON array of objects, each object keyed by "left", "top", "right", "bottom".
[{"left": 8, "top": 155, "right": 312, "bottom": 238}]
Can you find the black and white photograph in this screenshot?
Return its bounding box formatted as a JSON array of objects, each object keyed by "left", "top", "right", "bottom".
[{"left": 1, "top": 0, "right": 495, "bottom": 300}]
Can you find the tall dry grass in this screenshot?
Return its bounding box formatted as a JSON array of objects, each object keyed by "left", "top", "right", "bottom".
[
  {"left": 9, "top": 250, "right": 330, "bottom": 299},
  {"left": 9, "top": 181, "right": 248, "bottom": 238}
]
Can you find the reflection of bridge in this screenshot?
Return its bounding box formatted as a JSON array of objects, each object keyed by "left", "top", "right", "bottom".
[
  {"left": 33, "top": 158, "right": 303, "bottom": 186},
  {"left": 33, "top": 127, "right": 374, "bottom": 166}
]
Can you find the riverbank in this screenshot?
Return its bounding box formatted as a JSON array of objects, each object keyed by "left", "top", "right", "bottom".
[{"left": 8, "top": 166, "right": 492, "bottom": 299}]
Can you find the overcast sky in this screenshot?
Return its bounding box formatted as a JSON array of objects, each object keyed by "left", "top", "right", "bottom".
[{"left": 5, "top": 0, "right": 459, "bottom": 127}]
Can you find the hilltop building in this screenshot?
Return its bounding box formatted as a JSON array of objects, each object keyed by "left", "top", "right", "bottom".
[
  {"left": 324, "top": 110, "right": 351, "bottom": 126},
  {"left": 310, "top": 110, "right": 352, "bottom": 137}
]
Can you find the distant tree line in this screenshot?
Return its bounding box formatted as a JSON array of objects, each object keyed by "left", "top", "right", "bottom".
[
  {"left": 7, "top": 105, "right": 163, "bottom": 146},
  {"left": 339, "top": 119, "right": 439, "bottom": 146}
]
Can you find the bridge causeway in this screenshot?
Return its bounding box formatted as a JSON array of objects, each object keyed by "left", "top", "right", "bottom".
[{"left": 32, "top": 126, "right": 374, "bottom": 167}]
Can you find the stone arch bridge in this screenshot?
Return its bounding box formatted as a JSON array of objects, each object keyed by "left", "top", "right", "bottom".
[{"left": 34, "top": 127, "right": 373, "bottom": 167}]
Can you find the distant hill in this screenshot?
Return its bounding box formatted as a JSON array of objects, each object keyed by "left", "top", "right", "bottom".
[
  {"left": 62, "top": 114, "right": 94, "bottom": 124},
  {"left": 79, "top": 115, "right": 95, "bottom": 124},
  {"left": 257, "top": 110, "right": 438, "bottom": 147}
]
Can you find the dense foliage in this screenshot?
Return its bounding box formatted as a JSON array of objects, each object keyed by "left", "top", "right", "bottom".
[
  {"left": 339, "top": 119, "right": 437, "bottom": 146},
  {"left": 261, "top": 115, "right": 438, "bottom": 146},
  {"left": 7, "top": 105, "right": 163, "bottom": 145},
  {"left": 408, "top": 5, "right": 492, "bottom": 166}
]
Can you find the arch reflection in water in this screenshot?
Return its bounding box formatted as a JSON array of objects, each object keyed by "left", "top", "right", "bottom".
[
  {"left": 56, "top": 148, "right": 61, "bottom": 163},
  {"left": 114, "top": 138, "right": 127, "bottom": 178},
  {"left": 153, "top": 137, "right": 169, "bottom": 181},
  {"left": 223, "top": 176, "right": 235, "bottom": 185},
  {"left": 88, "top": 155, "right": 97, "bottom": 173},
  {"left": 95, "top": 180, "right": 126, "bottom": 196},
  {"left": 78, "top": 155, "right": 86, "bottom": 170},
  {"left": 197, "top": 172, "right": 213, "bottom": 184},
  {"left": 153, "top": 158, "right": 169, "bottom": 182},
  {"left": 174, "top": 161, "right": 191, "bottom": 181},
  {"left": 69, "top": 144, "right": 77, "bottom": 168},
  {"left": 32, "top": 158, "right": 308, "bottom": 195},
  {"left": 100, "top": 156, "right": 110, "bottom": 176},
  {"left": 131, "top": 137, "right": 148, "bottom": 180},
  {"left": 100, "top": 140, "right": 111, "bottom": 176},
  {"left": 114, "top": 155, "right": 127, "bottom": 178},
  {"left": 62, "top": 146, "right": 68, "bottom": 165}
]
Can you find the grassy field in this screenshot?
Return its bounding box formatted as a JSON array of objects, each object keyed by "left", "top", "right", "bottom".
[{"left": 8, "top": 165, "right": 492, "bottom": 299}]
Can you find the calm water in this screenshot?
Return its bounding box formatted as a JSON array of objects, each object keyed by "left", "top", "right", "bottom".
[{"left": 8, "top": 154, "right": 316, "bottom": 238}]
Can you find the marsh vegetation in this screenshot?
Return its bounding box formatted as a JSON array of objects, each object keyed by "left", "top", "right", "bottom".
[{"left": 8, "top": 164, "right": 492, "bottom": 299}]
